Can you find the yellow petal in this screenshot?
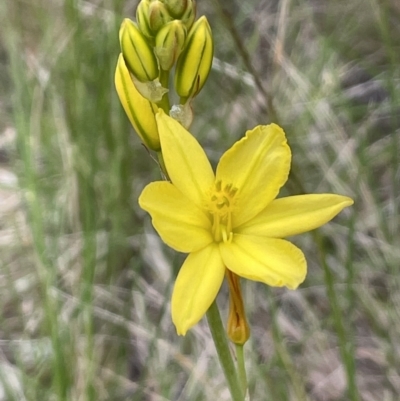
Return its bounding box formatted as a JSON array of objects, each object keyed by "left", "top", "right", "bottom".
[
  {"left": 172, "top": 244, "right": 225, "bottom": 335},
  {"left": 220, "top": 234, "right": 306, "bottom": 289},
  {"left": 157, "top": 111, "right": 215, "bottom": 207},
  {"left": 237, "top": 194, "right": 354, "bottom": 238},
  {"left": 216, "top": 124, "right": 291, "bottom": 227},
  {"left": 139, "top": 181, "right": 213, "bottom": 253}
]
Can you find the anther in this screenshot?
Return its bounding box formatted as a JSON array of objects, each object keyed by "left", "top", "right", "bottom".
[
  {"left": 230, "top": 187, "right": 238, "bottom": 197},
  {"left": 224, "top": 183, "right": 232, "bottom": 192}
]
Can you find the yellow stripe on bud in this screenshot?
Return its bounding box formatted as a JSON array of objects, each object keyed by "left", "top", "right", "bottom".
[
  {"left": 155, "top": 20, "right": 187, "bottom": 71},
  {"left": 174, "top": 16, "right": 213, "bottom": 100},
  {"left": 119, "top": 18, "right": 159, "bottom": 83},
  {"left": 115, "top": 54, "right": 160, "bottom": 151}
]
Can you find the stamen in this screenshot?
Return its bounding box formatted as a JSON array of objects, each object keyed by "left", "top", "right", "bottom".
[{"left": 209, "top": 181, "right": 238, "bottom": 243}]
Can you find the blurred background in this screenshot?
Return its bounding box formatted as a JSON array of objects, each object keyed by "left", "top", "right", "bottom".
[{"left": 0, "top": 0, "right": 399, "bottom": 400}]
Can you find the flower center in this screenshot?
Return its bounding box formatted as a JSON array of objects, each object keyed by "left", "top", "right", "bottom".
[{"left": 208, "top": 180, "right": 237, "bottom": 243}]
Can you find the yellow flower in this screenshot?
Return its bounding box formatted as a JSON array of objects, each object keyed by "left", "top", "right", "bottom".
[{"left": 139, "top": 111, "right": 354, "bottom": 335}]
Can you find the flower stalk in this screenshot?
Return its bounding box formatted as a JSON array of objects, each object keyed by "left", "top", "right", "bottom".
[
  {"left": 235, "top": 344, "right": 248, "bottom": 398},
  {"left": 206, "top": 301, "right": 245, "bottom": 401},
  {"left": 114, "top": 2, "right": 355, "bottom": 400}
]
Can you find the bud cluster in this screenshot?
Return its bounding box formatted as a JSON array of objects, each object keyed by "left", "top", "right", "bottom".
[{"left": 115, "top": 0, "right": 214, "bottom": 151}]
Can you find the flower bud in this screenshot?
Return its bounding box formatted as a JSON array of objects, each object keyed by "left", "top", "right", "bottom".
[
  {"left": 226, "top": 271, "right": 250, "bottom": 345},
  {"left": 164, "top": 0, "right": 187, "bottom": 18},
  {"left": 119, "top": 18, "right": 159, "bottom": 83},
  {"left": 148, "top": 1, "right": 174, "bottom": 34},
  {"left": 115, "top": 54, "right": 160, "bottom": 151},
  {"left": 174, "top": 16, "right": 213, "bottom": 100},
  {"left": 136, "top": 0, "right": 154, "bottom": 40},
  {"left": 180, "top": 0, "right": 196, "bottom": 31},
  {"left": 155, "top": 20, "right": 187, "bottom": 71}
]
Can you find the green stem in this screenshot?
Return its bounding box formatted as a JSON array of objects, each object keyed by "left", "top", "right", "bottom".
[
  {"left": 206, "top": 301, "right": 244, "bottom": 401},
  {"left": 314, "top": 231, "right": 360, "bottom": 401},
  {"left": 157, "top": 69, "right": 171, "bottom": 113},
  {"left": 235, "top": 344, "right": 248, "bottom": 397},
  {"left": 267, "top": 290, "right": 308, "bottom": 400}
]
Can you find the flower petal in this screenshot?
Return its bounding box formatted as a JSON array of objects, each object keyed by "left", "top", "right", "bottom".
[
  {"left": 237, "top": 194, "right": 354, "bottom": 238},
  {"left": 220, "top": 234, "right": 306, "bottom": 289},
  {"left": 157, "top": 111, "right": 215, "bottom": 207},
  {"left": 139, "top": 181, "right": 213, "bottom": 253},
  {"left": 216, "top": 124, "right": 291, "bottom": 227},
  {"left": 171, "top": 244, "right": 225, "bottom": 335}
]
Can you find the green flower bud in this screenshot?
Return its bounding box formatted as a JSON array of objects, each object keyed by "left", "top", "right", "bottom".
[
  {"left": 155, "top": 20, "right": 187, "bottom": 71},
  {"left": 136, "top": 0, "right": 154, "bottom": 40},
  {"left": 148, "top": 1, "right": 174, "bottom": 34},
  {"left": 119, "top": 18, "right": 159, "bottom": 83},
  {"left": 174, "top": 16, "right": 213, "bottom": 100},
  {"left": 164, "top": 0, "right": 187, "bottom": 18},
  {"left": 180, "top": 0, "right": 196, "bottom": 31},
  {"left": 115, "top": 53, "right": 160, "bottom": 151}
]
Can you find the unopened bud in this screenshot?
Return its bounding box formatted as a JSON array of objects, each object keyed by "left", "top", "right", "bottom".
[
  {"left": 115, "top": 54, "right": 160, "bottom": 151},
  {"left": 155, "top": 20, "right": 187, "bottom": 71},
  {"left": 164, "top": 0, "right": 187, "bottom": 18},
  {"left": 226, "top": 271, "right": 250, "bottom": 345},
  {"left": 180, "top": 0, "right": 196, "bottom": 31},
  {"left": 119, "top": 18, "right": 159, "bottom": 83},
  {"left": 136, "top": 0, "right": 154, "bottom": 40},
  {"left": 148, "top": 1, "right": 174, "bottom": 34},
  {"left": 174, "top": 16, "right": 213, "bottom": 101}
]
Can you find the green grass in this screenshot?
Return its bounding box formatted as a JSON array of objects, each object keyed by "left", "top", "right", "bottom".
[{"left": 0, "top": 0, "right": 399, "bottom": 400}]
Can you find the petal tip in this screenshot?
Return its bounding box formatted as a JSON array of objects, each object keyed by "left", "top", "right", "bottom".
[
  {"left": 344, "top": 197, "right": 354, "bottom": 206},
  {"left": 286, "top": 269, "right": 307, "bottom": 290},
  {"left": 173, "top": 315, "right": 190, "bottom": 336},
  {"left": 335, "top": 195, "right": 355, "bottom": 211},
  {"left": 175, "top": 326, "right": 187, "bottom": 336}
]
